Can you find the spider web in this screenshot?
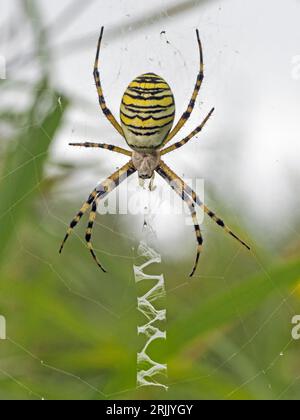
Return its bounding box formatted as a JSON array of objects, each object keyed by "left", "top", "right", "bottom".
[
  {"left": 1, "top": 0, "right": 300, "bottom": 402},
  {"left": 0, "top": 111, "right": 299, "bottom": 400},
  {"left": 0, "top": 136, "right": 299, "bottom": 400}
]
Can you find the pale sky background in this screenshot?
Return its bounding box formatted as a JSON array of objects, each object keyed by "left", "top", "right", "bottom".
[{"left": 1, "top": 0, "right": 300, "bottom": 255}]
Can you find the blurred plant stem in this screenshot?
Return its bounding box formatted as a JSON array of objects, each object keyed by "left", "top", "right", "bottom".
[
  {"left": 0, "top": 1, "right": 69, "bottom": 267},
  {"left": 0, "top": 81, "right": 68, "bottom": 268}
]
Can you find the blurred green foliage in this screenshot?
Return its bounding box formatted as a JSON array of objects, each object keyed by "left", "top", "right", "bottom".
[{"left": 0, "top": 1, "right": 300, "bottom": 401}]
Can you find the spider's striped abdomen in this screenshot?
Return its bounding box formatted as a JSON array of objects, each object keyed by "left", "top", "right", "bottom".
[{"left": 120, "top": 73, "right": 175, "bottom": 151}]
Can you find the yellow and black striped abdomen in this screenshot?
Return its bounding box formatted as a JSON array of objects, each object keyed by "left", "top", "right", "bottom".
[{"left": 120, "top": 73, "right": 175, "bottom": 151}]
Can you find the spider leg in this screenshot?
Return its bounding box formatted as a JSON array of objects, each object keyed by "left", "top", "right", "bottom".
[
  {"left": 93, "top": 27, "right": 124, "bottom": 137},
  {"left": 59, "top": 160, "right": 136, "bottom": 254},
  {"left": 149, "top": 173, "right": 156, "bottom": 191},
  {"left": 161, "top": 108, "right": 214, "bottom": 156},
  {"left": 180, "top": 192, "right": 203, "bottom": 277},
  {"left": 157, "top": 171, "right": 203, "bottom": 276},
  {"left": 162, "top": 29, "right": 204, "bottom": 147},
  {"left": 69, "top": 142, "right": 132, "bottom": 157},
  {"left": 59, "top": 188, "right": 98, "bottom": 254},
  {"left": 186, "top": 199, "right": 203, "bottom": 277},
  {"left": 85, "top": 199, "right": 107, "bottom": 272},
  {"left": 139, "top": 177, "right": 145, "bottom": 188},
  {"left": 156, "top": 160, "right": 251, "bottom": 251}
]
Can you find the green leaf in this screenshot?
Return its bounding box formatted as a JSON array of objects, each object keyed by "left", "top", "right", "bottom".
[{"left": 167, "top": 258, "right": 300, "bottom": 356}]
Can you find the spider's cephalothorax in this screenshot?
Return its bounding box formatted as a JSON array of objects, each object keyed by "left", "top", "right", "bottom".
[
  {"left": 120, "top": 73, "right": 175, "bottom": 152},
  {"left": 132, "top": 149, "right": 160, "bottom": 180},
  {"left": 60, "top": 27, "right": 250, "bottom": 278}
]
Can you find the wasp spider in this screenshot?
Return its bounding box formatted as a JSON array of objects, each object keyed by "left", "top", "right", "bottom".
[{"left": 59, "top": 27, "right": 250, "bottom": 277}]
